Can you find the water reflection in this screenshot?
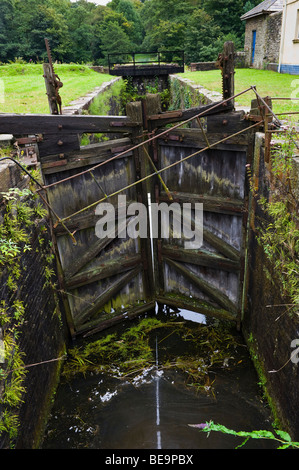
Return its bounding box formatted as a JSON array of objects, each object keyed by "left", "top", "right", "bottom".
[{"left": 42, "top": 307, "right": 276, "bottom": 450}]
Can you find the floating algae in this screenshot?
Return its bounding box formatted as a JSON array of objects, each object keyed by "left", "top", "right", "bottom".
[{"left": 62, "top": 315, "right": 242, "bottom": 395}]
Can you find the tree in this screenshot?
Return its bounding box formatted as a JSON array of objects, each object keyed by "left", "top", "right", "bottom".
[
  {"left": 0, "top": 0, "right": 258, "bottom": 64},
  {"left": 203, "top": 0, "right": 260, "bottom": 37},
  {"left": 142, "top": 20, "right": 185, "bottom": 51},
  {"left": 184, "top": 9, "right": 222, "bottom": 63},
  {"left": 66, "top": 1, "right": 96, "bottom": 62},
  {"left": 108, "top": 0, "right": 144, "bottom": 47},
  {"left": 0, "top": 0, "right": 18, "bottom": 62},
  {"left": 12, "top": 0, "right": 71, "bottom": 61},
  {"left": 92, "top": 6, "right": 134, "bottom": 62}
]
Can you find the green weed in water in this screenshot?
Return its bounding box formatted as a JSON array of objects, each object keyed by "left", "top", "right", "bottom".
[{"left": 63, "top": 317, "right": 242, "bottom": 395}]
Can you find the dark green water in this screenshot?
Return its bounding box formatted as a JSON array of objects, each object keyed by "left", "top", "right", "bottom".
[{"left": 42, "top": 306, "right": 277, "bottom": 450}]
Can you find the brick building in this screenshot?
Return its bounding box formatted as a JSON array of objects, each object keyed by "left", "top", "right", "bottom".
[{"left": 241, "top": 0, "right": 283, "bottom": 69}]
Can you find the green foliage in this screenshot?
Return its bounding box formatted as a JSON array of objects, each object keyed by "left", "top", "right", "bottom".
[
  {"left": 190, "top": 421, "right": 299, "bottom": 449},
  {"left": 0, "top": 0, "right": 256, "bottom": 65},
  {"left": 0, "top": 178, "right": 54, "bottom": 447},
  {"left": 255, "top": 128, "right": 299, "bottom": 315}
]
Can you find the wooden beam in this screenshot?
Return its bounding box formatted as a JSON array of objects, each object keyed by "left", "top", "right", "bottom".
[
  {"left": 165, "top": 257, "right": 237, "bottom": 314},
  {"left": 53, "top": 208, "right": 99, "bottom": 235},
  {"left": 76, "top": 300, "right": 156, "bottom": 337},
  {"left": 0, "top": 114, "right": 139, "bottom": 135},
  {"left": 159, "top": 191, "right": 244, "bottom": 216},
  {"left": 74, "top": 266, "right": 141, "bottom": 327},
  {"left": 156, "top": 294, "right": 237, "bottom": 322},
  {"left": 148, "top": 101, "right": 233, "bottom": 128},
  {"left": 66, "top": 254, "right": 142, "bottom": 289},
  {"left": 41, "top": 138, "right": 133, "bottom": 174},
  {"left": 38, "top": 133, "right": 80, "bottom": 157},
  {"left": 222, "top": 41, "right": 235, "bottom": 104},
  {"left": 158, "top": 128, "right": 249, "bottom": 150},
  {"left": 207, "top": 111, "right": 249, "bottom": 134},
  {"left": 63, "top": 217, "right": 130, "bottom": 280},
  {"left": 203, "top": 228, "right": 240, "bottom": 261},
  {"left": 161, "top": 245, "right": 240, "bottom": 272}
]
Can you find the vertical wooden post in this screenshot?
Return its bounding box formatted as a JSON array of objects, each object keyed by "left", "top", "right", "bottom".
[
  {"left": 222, "top": 41, "right": 235, "bottom": 107},
  {"left": 126, "top": 100, "right": 155, "bottom": 300}
]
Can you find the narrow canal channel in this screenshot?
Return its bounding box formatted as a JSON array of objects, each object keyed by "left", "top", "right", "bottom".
[{"left": 42, "top": 305, "right": 277, "bottom": 450}]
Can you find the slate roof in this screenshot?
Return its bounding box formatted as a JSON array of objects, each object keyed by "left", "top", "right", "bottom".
[{"left": 240, "top": 0, "right": 284, "bottom": 21}]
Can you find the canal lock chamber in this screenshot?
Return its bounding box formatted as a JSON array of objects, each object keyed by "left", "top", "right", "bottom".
[{"left": 1, "top": 75, "right": 298, "bottom": 449}]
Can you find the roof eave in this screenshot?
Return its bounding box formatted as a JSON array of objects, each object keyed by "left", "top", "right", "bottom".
[{"left": 240, "top": 9, "right": 274, "bottom": 21}]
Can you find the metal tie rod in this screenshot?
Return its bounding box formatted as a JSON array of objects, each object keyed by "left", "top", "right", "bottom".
[{"left": 40, "top": 86, "right": 255, "bottom": 191}]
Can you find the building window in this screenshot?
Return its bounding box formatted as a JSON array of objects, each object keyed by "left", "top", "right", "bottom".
[{"left": 296, "top": 9, "right": 299, "bottom": 38}]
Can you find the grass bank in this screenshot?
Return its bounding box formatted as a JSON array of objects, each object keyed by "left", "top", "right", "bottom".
[
  {"left": 178, "top": 69, "right": 299, "bottom": 117},
  {"left": 0, "top": 64, "right": 114, "bottom": 114}
]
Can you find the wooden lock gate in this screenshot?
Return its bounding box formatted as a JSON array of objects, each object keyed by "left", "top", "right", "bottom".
[{"left": 0, "top": 93, "right": 260, "bottom": 338}]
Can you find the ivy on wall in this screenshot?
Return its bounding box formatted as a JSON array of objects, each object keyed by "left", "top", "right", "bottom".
[
  {"left": 0, "top": 181, "right": 55, "bottom": 447},
  {"left": 252, "top": 126, "right": 299, "bottom": 317}
]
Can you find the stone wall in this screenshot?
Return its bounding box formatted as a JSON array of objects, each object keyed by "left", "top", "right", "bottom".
[
  {"left": 190, "top": 52, "right": 246, "bottom": 71},
  {"left": 169, "top": 74, "right": 222, "bottom": 111},
  {"left": 244, "top": 12, "right": 282, "bottom": 69},
  {"left": 243, "top": 133, "right": 299, "bottom": 440},
  {"left": 190, "top": 62, "right": 216, "bottom": 72},
  {"left": 0, "top": 161, "right": 67, "bottom": 449}
]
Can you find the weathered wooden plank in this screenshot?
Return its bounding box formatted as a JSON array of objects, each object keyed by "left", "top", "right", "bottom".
[
  {"left": 148, "top": 101, "right": 233, "bottom": 128},
  {"left": 157, "top": 129, "right": 249, "bottom": 150},
  {"left": 0, "top": 114, "right": 139, "bottom": 135},
  {"left": 161, "top": 245, "right": 240, "bottom": 272},
  {"left": 74, "top": 266, "right": 142, "bottom": 327},
  {"left": 156, "top": 294, "right": 237, "bottom": 322},
  {"left": 165, "top": 258, "right": 237, "bottom": 314},
  {"left": 76, "top": 300, "right": 156, "bottom": 337},
  {"left": 159, "top": 191, "right": 244, "bottom": 216},
  {"left": 63, "top": 216, "right": 130, "bottom": 279},
  {"left": 203, "top": 228, "right": 240, "bottom": 261},
  {"left": 41, "top": 137, "right": 132, "bottom": 163},
  {"left": 41, "top": 139, "right": 133, "bottom": 174},
  {"left": 207, "top": 111, "right": 249, "bottom": 134},
  {"left": 126, "top": 100, "right": 155, "bottom": 300},
  {"left": 66, "top": 254, "right": 142, "bottom": 289},
  {"left": 221, "top": 41, "right": 235, "bottom": 103},
  {"left": 53, "top": 207, "right": 99, "bottom": 235},
  {"left": 38, "top": 133, "right": 80, "bottom": 157},
  {"left": 158, "top": 144, "right": 247, "bottom": 201}
]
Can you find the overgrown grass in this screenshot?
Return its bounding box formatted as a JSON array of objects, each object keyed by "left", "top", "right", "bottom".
[
  {"left": 178, "top": 69, "right": 299, "bottom": 117},
  {"left": 0, "top": 64, "right": 114, "bottom": 114}
]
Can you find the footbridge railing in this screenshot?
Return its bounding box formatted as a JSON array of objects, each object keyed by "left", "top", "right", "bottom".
[{"left": 108, "top": 51, "right": 185, "bottom": 76}]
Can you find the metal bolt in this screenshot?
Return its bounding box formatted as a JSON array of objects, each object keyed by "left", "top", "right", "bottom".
[
  {"left": 59, "top": 153, "right": 65, "bottom": 159},
  {"left": 57, "top": 140, "right": 63, "bottom": 146}
]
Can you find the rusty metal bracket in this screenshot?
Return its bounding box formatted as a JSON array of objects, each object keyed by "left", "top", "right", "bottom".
[{"left": 43, "top": 38, "right": 63, "bottom": 115}]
